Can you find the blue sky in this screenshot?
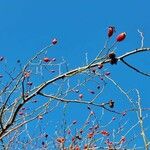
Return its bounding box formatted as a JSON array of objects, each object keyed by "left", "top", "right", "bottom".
[{"left": 0, "top": 0, "right": 150, "bottom": 148}]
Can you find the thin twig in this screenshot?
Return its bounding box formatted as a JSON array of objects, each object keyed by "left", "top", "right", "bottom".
[
  {"left": 137, "top": 29, "right": 144, "bottom": 48},
  {"left": 136, "top": 89, "right": 149, "bottom": 150},
  {"left": 120, "top": 58, "right": 150, "bottom": 77},
  {"left": 38, "top": 92, "right": 121, "bottom": 114}
]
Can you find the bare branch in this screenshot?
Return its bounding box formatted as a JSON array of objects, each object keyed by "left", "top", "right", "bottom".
[
  {"left": 120, "top": 58, "right": 150, "bottom": 77},
  {"left": 38, "top": 92, "right": 121, "bottom": 114},
  {"left": 136, "top": 89, "right": 149, "bottom": 150},
  {"left": 118, "top": 47, "right": 150, "bottom": 60}
]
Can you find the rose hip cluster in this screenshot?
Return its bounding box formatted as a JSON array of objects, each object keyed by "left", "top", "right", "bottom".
[
  {"left": 108, "top": 26, "right": 126, "bottom": 42},
  {"left": 107, "top": 26, "right": 126, "bottom": 65}
]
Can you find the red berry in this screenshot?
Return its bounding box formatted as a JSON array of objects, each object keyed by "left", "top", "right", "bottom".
[
  {"left": 120, "top": 136, "right": 126, "bottom": 143},
  {"left": 88, "top": 132, "right": 94, "bottom": 138},
  {"left": 43, "top": 57, "right": 50, "bottom": 63},
  {"left": 52, "top": 38, "right": 57, "bottom": 45},
  {"left": 116, "top": 32, "right": 126, "bottom": 42},
  {"left": 105, "top": 72, "right": 110, "bottom": 76},
  {"left": 84, "top": 144, "right": 88, "bottom": 149},
  {"left": 24, "top": 72, "right": 30, "bottom": 78},
  {"left": 72, "top": 137, "right": 75, "bottom": 142},
  {"left": 101, "top": 130, "right": 109, "bottom": 136},
  {"left": 56, "top": 137, "right": 65, "bottom": 143},
  {"left": 79, "top": 94, "right": 83, "bottom": 99},
  {"left": 18, "top": 111, "right": 24, "bottom": 115},
  {"left": 75, "top": 146, "right": 80, "bottom": 150},
  {"left": 98, "top": 63, "right": 103, "bottom": 69},
  {"left": 108, "top": 26, "right": 115, "bottom": 37}
]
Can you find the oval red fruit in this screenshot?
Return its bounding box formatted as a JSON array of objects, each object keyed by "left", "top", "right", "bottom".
[
  {"left": 105, "top": 72, "right": 110, "bottom": 76},
  {"left": 84, "top": 144, "right": 88, "bottom": 149},
  {"left": 79, "top": 94, "right": 83, "bottom": 99},
  {"left": 98, "top": 63, "right": 103, "bottom": 69},
  {"left": 24, "top": 72, "right": 30, "bottom": 78},
  {"left": 56, "top": 137, "right": 65, "bottom": 143},
  {"left": 116, "top": 32, "right": 126, "bottom": 42},
  {"left": 52, "top": 38, "right": 57, "bottom": 45},
  {"left": 18, "top": 111, "right": 24, "bottom": 115},
  {"left": 108, "top": 26, "right": 115, "bottom": 38},
  {"left": 101, "top": 130, "right": 109, "bottom": 136},
  {"left": 75, "top": 146, "right": 80, "bottom": 150},
  {"left": 120, "top": 136, "right": 126, "bottom": 143},
  {"left": 43, "top": 57, "right": 50, "bottom": 63},
  {"left": 88, "top": 132, "right": 94, "bottom": 138}
]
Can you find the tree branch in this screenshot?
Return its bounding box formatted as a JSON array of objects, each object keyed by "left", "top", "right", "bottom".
[
  {"left": 38, "top": 92, "right": 121, "bottom": 114},
  {"left": 0, "top": 46, "right": 149, "bottom": 141},
  {"left": 120, "top": 58, "right": 150, "bottom": 77}
]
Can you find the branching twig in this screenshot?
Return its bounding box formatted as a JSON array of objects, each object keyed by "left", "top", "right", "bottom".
[
  {"left": 136, "top": 89, "right": 149, "bottom": 150},
  {"left": 38, "top": 92, "right": 121, "bottom": 114}
]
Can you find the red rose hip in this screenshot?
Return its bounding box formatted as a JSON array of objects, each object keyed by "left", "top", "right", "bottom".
[
  {"left": 52, "top": 38, "right": 57, "bottom": 45},
  {"left": 43, "top": 57, "right": 50, "bottom": 63},
  {"left": 108, "top": 26, "right": 115, "bottom": 37},
  {"left": 116, "top": 32, "right": 126, "bottom": 42}
]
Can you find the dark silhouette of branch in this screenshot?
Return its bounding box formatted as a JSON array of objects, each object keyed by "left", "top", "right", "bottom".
[
  {"left": 120, "top": 58, "right": 150, "bottom": 77},
  {"left": 118, "top": 47, "right": 150, "bottom": 77}
]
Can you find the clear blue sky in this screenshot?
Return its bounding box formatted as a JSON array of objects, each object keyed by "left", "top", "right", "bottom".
[{"left": 0, "top": 0, "right": 150, "bottom": 148}]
